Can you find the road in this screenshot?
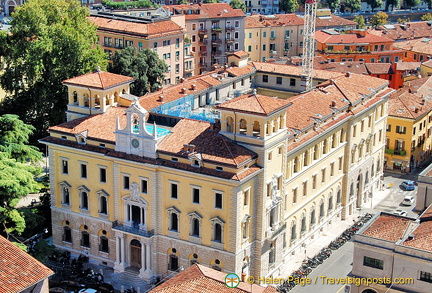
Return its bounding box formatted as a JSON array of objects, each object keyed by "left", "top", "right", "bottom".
[{"left": 289, "top": 170, "right": 421, "bottom": 293}]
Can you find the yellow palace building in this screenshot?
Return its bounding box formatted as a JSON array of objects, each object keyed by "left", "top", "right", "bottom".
[{"left": 41, "top": 59, "right": 392, "bottom": 281}]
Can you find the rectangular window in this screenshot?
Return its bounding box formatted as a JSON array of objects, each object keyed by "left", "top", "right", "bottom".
[
  {"left": 363, "top": 256, "right": 384, "bottom": 270},
  {"left": 215, "top": 192, "right": 222, "bottom": 209},
  {"left": 330, "top": 162, "right": 335, "bottom": 177},
  {"left": 303, "top": 181, "right": 307, "bottom": 197},
  {"left": 170, "top": 182, "right": 178, "bottom": 199},
  {"left": 249, "top": 32, "right": 252, "bottom": 38},
  {"left": 262, "top": 44, "right": 266, "bottom": 51},
  {"left": 262, "top": 75, "right": 268, "bottom": 83},
  {"left": 141, "top": 179, "right": 148, "bottom": 194},
  {"left": 248, "top": 45, "right": 252, "bottom": 52},
  {"left": 244, "top": 189, "right": 250, "bottom": 206},
  {"left": 312, "top": 175, "right": 317, "bottom": 189},
  {"left": 123, "top": 176, "right": 130, "bottom": 190},
  {"left": 419, "top": 271, "right": 432, "bottom": 283},
  {"left": 321, "top": 168, "right": 326, "bottom": 183},
  {"left": 100, "top": 168, "right": 106, "bottom": 183},
  {"left": 263, "top": 31, "right": 267, "bottom": 37},
  {"left": 293, "top": 188, "right": 297, "bottom": 203},
  {"left": 386, "top": 124, "right": 391, "bottom": 132},
  {"left": 62, "top": 160, "right": 68, "bottom": 174},
  {"left": 413, "top": 127, "right": 416, "bottom": 135},
  {"left": 176, "top": 38, "right": 180, "bottom": 48},
  {"left": 80, "top": 163, "right": 87, "bottom": 179},
  {"left": 353, "top": 125, "right": 357, "bottom": 137},
  {"left": 192, "top": 187, "right": 200, "bottom": 204},
  {"left": 290, "top": 78, "right": 295, "bottom": 86},
  {"left": 339, "top": 157, "right": 343, "bottom": 171},
  {"left": 396, "top": 126, "right": 406, "bottom": 134},
  {"left": 276, "top": 76, "right": 282, "bottom": 85}
]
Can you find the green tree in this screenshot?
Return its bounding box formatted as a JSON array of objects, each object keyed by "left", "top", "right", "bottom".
[
  {"left": 404, "top": 0, "right": 421, "bottom": 9},
  {"left": 344, "top": 0, "right": 362, "bottom": 12},
  {"left": 354, "top": 15, "right": 366, "bottom": 29},
  {"left": 203, "top": 0, "right": 220, "bottom": 3},
  {"left": 109, "top": 47, "right": 168, "bottom": 96},
  {"left": 385, "top": 0, "right": 398, "bottom": 11},
  {"left": 397, "top": 17, "right": 410, "bottom": 23},
  {"left": 229, "top": 0, "right": 246, "bottom": 11},
  {"left": 0, "top": 0, "right": 107, "bottom": 144},
  {"left": 0, "top": 115, "right": 42, "bottom": 238},
  {"left": 177, "top": 0, "right": 189, "bottom": 3},
  {"left": 425, "top": 0, "right": 432, "bottom": 9},
  {"left": 370, "top": 11, "right": 389, "bottom": 26},
  {"left": 326, "top": 0, "right": 340, "bottom": 13},
  {"left": 421, "top": 13, "right": 432, "bottom": 21},
  {"left": 279, "top": 0, "right": 299, "bottom": 13},
  {"left": 366, "top": 0, "right": 383, "bottom": 12}
]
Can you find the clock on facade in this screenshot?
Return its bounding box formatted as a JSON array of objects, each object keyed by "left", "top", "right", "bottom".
[{"left": 131, "top": 139, "right": 139, "bottom": 148}]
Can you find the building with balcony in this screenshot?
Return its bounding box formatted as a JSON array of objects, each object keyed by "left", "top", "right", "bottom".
[
  {"left": 167, "top": 3, "right": 245, "bottom": 75},
  {"left": 89, "top": 12, "right": 189, "bottom": 86},
  {"left": 351, "top": 207, "right": 432, "bottom": 293},
  {"left": 385, "top": 76, "right": 432, "bottom": 171},
  {"left": 315, "top": 29, "right": 406, "bottom": 63},
  {"left": 41, "top": 58, "right": 391, "bottom": 283},
  {"left": 245, "top": 13, "right": 356, "bottom": 62}
]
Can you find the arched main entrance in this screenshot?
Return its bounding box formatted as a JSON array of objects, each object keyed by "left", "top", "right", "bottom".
[{"left": 130, "top": 239, "right": 142, "bottom": 268}]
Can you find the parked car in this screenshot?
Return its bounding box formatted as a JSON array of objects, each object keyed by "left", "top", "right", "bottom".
[
  {"left": 401, "top": 180, "right": 415, "bottom": 191},
  {"left": 393, "top": 209, "right": 408, "bottom": 216},
  {"left": 402, "top": 195, "right": 415, "bottom": 206}
]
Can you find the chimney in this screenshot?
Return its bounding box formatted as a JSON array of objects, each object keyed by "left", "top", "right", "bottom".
[
  {"left": 191, "top": 84, "right": 197, "bottom": 90},
  {"left": 345, "top": 72, "right": 351, "bottom": 77},
  {"left": 330, "top": 100, "right": 336, "bottom": 107},
  {"left": 188, "top": 144, "right": 196, "bottom": 152},
  {"left": 183, "top": 144, "right": 189, "bottom": 152},
  {"left": 414, "top": 107, "right": 419, "bottom": 113},
  {"left": 181, "top": 88, "right": 187, "bottom": 94},
  {"left": 158, "top": 95, "right": 164, "bottom": 102}
]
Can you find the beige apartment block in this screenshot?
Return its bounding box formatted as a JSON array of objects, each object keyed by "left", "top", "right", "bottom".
[
  {"left": 168, "top": 3, "right": 245, "bottom": 75},
  {"left": 89, "top": 13, "right": 190, "bottom": 86}
]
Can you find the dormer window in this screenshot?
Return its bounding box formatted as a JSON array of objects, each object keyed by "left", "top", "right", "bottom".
[
  {"left": 216, "top": 166, "right": 223, "bottom": 171},
  {"left": 172, "top": 158, "right": 178, "bottom": 162},
  {"left": 193, "top": 160, "right": 200, "bottom": 167},
  {"left": 61, "top": 136, "right": 67, "bottom": 140}
]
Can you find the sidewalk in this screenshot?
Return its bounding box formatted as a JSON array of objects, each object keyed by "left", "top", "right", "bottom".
[{"left": 274, "top": 186, "right": 390, "bottom": 277}]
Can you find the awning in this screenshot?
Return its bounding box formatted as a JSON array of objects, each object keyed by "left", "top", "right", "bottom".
[{"left": 391, "top": 158, "right": 409, "bottom": 166}]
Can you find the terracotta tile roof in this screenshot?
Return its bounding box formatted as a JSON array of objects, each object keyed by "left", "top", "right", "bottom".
[
  {"left": 362, "top": 214, "right": 412, "bottom": 242},
  {"left": 50, "top": 107, "right": 127, "bottom": 142},
  {"left": 402, "top": 221, "right": 432, "bottom": 252},
  {"left": 149, "top": 264, "right": 277, "bottom": 293},
  {"left": 167, "top": 3, "right": 245, "bottom": 20},
  {"left": 89, "top": 16, "right": 184, "bottom": 39},
  {"left": 395, "top": 61, "right": 421, "bottom": 71},
  {"left": 368, "top": 21, "right": 432, "bottom": 41},
  {"left": 226, "top": 65, "right": 256, "bottom": 77},
  {"left": 314, "top": 61, "right": 368, "bottom": 75},
  {"left": 63, "top": 70, "right": 134, "bottom": 90},
  {"left": 422, "top": 59, "right": 432, "bottom": 68},
  {"left": 252, "top": 62, "right": 343, "bottom": 80},
  {"left": 230, "top": 51, "right": 249, "bottom": 59},
  {"left": 315, "top": 15, "right": 356, "bottom": 28},
  {"left": 245, "top": 14, "right": 303, "bottom": 28},
  {"left": 0, "top": 236, "right": 54, "bottom": 293},
  {"left": 393, "top": 38, "right": 432, "bottom": 55},
  {"left": 158, "top": 119, "right": 257, "bottom": 167},
  {"left": 216, "top": 93, "right": 291, "bottom": 116},
  {"left": 365, "top": 63, "right": 393, "bottom": 74},
  {"left": 420, "top": 203, "right": 432, "bottom": 222},
  {"left": 315, "top": 30, "right": 394, "bottom": 44}
]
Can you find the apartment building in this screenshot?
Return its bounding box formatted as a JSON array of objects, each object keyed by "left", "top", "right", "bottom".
[
  {"left": 352, "top": 207, "right": 432, "bottom": 293},
  {"left": 368, "top": 21, "right": 432, "bottom": 42},
  {"left": 167, "top": 3, "right": 245, "bottom": 75},
  {"left": 245, "top": 13, "right": 355, "bottom": 62},
  {"left": 41, "top": 57, "right": 391, "bottom": 282},
  {"left": 315, "top": 29, "right": 406, "bottom": 63},
  {"left": 89, "top": 13, "right": 191, "bottom": 85},
  {"left": 385, "top": 76, "right": 432, "bottom": 172},
  {"left": 394, "top": 38, "right": 432, "bottom": 63}
]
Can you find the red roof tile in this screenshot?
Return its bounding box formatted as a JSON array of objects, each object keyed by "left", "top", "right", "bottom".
[
  {"left": 167, "top": 3, "right": 245, "bottom": 20},
  {"left": 63, "top": 70, "right": 134, "bottom": 90},
  {"left": 149, "top": 264, "right": 277, "bottom": 293},
  {"left": 216, "top": 93, "right": 291, "bottom": 116},
  {"left": 315, "top": 15, "right": 356, "bottom": 28},
  {"left": 158, "top": 119, "right": 257, "bottom": 167},
  {"left": 365, "top": 63, "right": 393, "bottom": 74},
  {"left": 315, "top": 30, "right": 394, "bottom": 44},
  {"left": 314, "top": 61, "right": 368, "bottom": 75},
  {"left": 230, "top": 51, "right": 249, "bottom": 59},
  {"left": 422, "top": 59, "right": 432, "bottom": 68},
  {"left": 245, "top": 14, "right": 304, "bottom": 28},
  {"left": 395, "top": 61, "right": 422, "bottom": 71},
  {"left": 89, "top": 16, "right": 184, "bottom": 39},
  {"left": 368, "top": 21, "right": 432, "bottom": 41},
  {"left": 362, "top": 214, "right": 412, "bottom": 242},
  {"left": 402, "top": 221, "right": 432, "bottom": 252},
  {"left": 393, "top": 38, "right": 432, "bottom": 55},
  {"left": 0, "top": 236, "right": 54, "bottom": 293},
  {"left": 252, "top": 62, "right": 343, "bottom": 80}
]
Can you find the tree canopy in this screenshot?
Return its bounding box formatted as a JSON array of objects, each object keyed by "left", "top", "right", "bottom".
[
  {"left": 421, "top": 13, "right": 432, "bottom": 21},
  {"left": 385, "top": 0, "right": 399, "bottom": 11},
  {"left": 0, "top": 0, "right": 107, "bottom": 144},
  {"left": 366, "top": 0, "right": 383, "bottom": 12},
  {"left": 102, "top": 0, "right": 155, "bottom": 9},
  {"left": 0, "top": 114, "right": 42, "bottom": 238},
  {"left": 404, "top": 0, "right": 421, "bottom": 9},
  {"left": 279, "top": 0, "right": 299, "bottom": 13},
  {"left": 370, "top": 11, "right": 389, "bottom": 26},
  {"left": 326, "top": 0, "right": 341, "bottom": 13},
  {"left": 354, "top": 15, "right": 366, "bottom": 29},
  {"left": 344, "top": 0, "right": 362, "bottom": 12},
  {"left": 229, "top": 0, "right": 246, "bottom": 11},
  {"left": 109, "top": 47, "right": 168, "bottom": 96}
]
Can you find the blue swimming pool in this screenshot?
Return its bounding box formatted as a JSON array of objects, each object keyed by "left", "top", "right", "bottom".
[{"left": 145, "top": 125, "right": 171, "bottom": 137}]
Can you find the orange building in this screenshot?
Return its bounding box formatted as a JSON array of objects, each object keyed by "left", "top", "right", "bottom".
[
  {"left": 315, "top": 29, "right": 405, "bottom": 63},
  {"left": 394, "top": 38, "right": 432, "bottom": 63}
]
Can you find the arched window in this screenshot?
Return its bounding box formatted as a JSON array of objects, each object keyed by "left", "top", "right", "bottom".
[
  {"left": 323, "top": 139, "right": 328, "bottom": 154},
  {"left": 94, "top": 95, "right": 100, "bottom": 108},
  {"left": 377, "top": 159, "right": 381, "bottom": 172},
  {"left": 63, "top": 222, "right": 72, "bottom": 243},
  {"left": 99, "top": 230, "right": 109, "bottom": 253},
  {"left": 371, "top": 164, "right": 375, "bottom": 177},
  {"left": 171, "top": 213, "right": 178, "bottom": 232},
  {"left": 100, "top": 196, "right": 107, "bottom": 215},
  {"left": 169, "top": 254, "right": 179, "bottom": 271},
  {"left": 328, "top": 195, "right": 333, "bottom": 212},
  {"left": 226, "top": 117, "right": 234, "bottom": 133},
  {"left": 294, "top": 157, "right": 299, "bottom": 173},
  {"left": 239, "top": 119, "right": 247, "bottom": 134},
  {"left": 81, "top": 226, "right": 90, "bottom": 248},
  {"left": 132, "top": 113, "right": 140, "bottom": 134},
  {"left": 290, "top": 221, "right": 297, "bottom": 241},
  {"left": 214, "top": 223, "right": 222, "bottom": 242},
  {"left": 60, "top": 182, "right": 71, "bottom": 205},
  {"left": 337, "top": 189, "right": 341, "bottom": 204},
  {"left": 304, "top": 151, "right": 309, "bottom": 166},
  {"left": 269, "top": 242, "right": 275, "bottom": 265},
  {"left": 332, "top": 133, "right": 337, "bottom": 148},
  {"left": 365, "top": 171, "right": 369, "bottom": 185},
  {"left": 319, "top": 200, "right": 325, "bottom": 219},
  {"left": 301, "top": 215, "right": 307, "bottom": 232},
  {"left": 313, "top": 145, "right": 319, "bottom": 160},
  {"left": 310, "top": 207, "right": 316, "bottom": 226},
  {"left": 84, "top": 94, "right": 89, "bottom": 107},
  {"left": 73, "top": 91, "right": 78, "bottom": 104},
  {"left": 252, "top": 121, "right": 260, "bottom": 137}
]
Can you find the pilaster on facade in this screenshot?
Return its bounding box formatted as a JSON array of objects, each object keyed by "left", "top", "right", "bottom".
[{"left": 113, "top": 162, "right": 120, "bottom": 221}]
